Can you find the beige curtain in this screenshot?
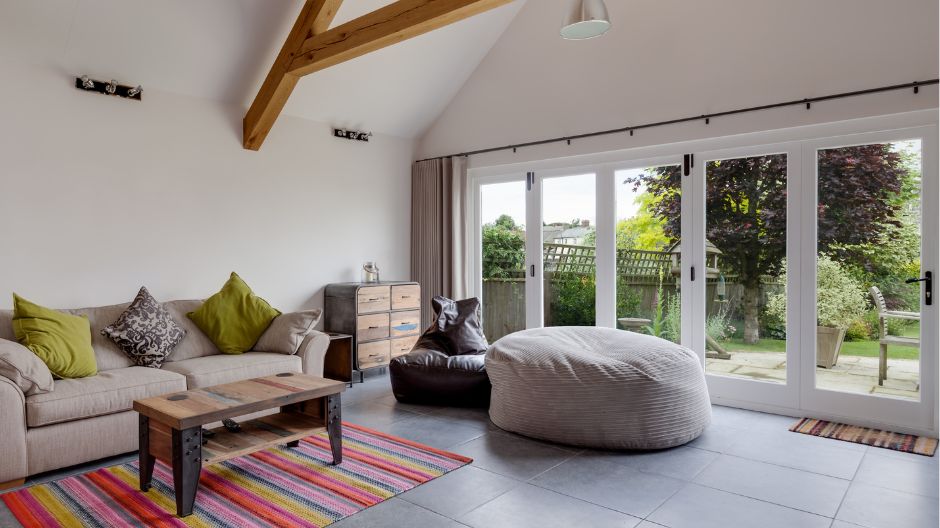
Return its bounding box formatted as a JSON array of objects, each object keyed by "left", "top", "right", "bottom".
[{"left": 411, "top": 156, "right": 470, "bottom": 327}]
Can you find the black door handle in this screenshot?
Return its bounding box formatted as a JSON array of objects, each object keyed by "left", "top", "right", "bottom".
[{"left": 905, "top": 271, "right": 932, "bottom": 306}]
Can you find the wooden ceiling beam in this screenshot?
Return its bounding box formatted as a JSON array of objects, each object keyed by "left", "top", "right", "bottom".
[
  {"left": 244, "top": 0, "right": 513, "bottom": 151},
  {"left": 287, "top": 0, "right": 514, "bottom": 78},
  {"left": 243, "top": 0, "right": 343, "bottom": 151}
]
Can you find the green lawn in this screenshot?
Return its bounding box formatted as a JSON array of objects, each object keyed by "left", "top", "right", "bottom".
[{"left": 721, "top": 323, "right": 921, "bottom": 360}]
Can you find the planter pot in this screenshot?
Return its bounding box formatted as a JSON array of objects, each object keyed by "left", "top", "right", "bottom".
[{"left": 816, "top": 326, "right": 846, "bottom": 368}]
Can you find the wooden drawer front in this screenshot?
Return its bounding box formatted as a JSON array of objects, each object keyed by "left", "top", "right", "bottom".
[
  {"left": 391, "top": 335, "right": 419, "bottom": 358},
  {"left": 358, "top": 340, "right": 390, "bottom": 369},
  {"left": 357, "top": 286, "right": 390, "bottom": 313},
  {"left": 389, "top": 310, "right": 421, "bottom": 337},
  {"left": 357, "top": 313, "right": 389, "bottom": 342},
  {"left": 391, "top": 284, "right": 420, "bottom": 310}
]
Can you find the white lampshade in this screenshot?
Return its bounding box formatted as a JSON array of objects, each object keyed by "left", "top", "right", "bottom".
[{"left": 560, "top": 0, "right": 611, "bottom": 40}]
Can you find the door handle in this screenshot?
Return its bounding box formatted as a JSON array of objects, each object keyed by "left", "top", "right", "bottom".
[{"left": 905, "top": 271, "right": 932, "bottom": 306}]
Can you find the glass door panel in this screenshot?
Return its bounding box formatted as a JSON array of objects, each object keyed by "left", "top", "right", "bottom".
[
  {"left": 542, "top": 173, "right": 596, "bottom": 327},
  {"left": 815, "top": 140, "right": 922, "bottom": 401},
  {"left": 704, "top": 153, "right": 789, "bottom": 383},
  {"left": 480, "top": 181, "right": 527, "bottom": 341},
  {"left": 616, "top": 165, "right": 682, "bottom": 342}
]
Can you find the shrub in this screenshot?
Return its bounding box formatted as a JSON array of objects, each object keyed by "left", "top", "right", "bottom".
[
  {"left": 817, "top": 255, "right": 870, "bottom": 327},
  {"left": 548, "top": 272, "right": 596, "bottom": 326},
  {"left": 844, "top": 319, "right": 872, "bottom": 341},
  {"left": 661, "top": 294, "right": 681, "bottom": 343},
  {"left": 706, "top": 309, "right": 735, "bottom": 342},
  {"left": 764, "top": 256, "right": 869, "bottom": 330}
]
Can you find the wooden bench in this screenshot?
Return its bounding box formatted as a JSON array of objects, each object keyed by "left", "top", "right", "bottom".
[{"left": 870, "top": 286, "right": 920, "bottom": 386}]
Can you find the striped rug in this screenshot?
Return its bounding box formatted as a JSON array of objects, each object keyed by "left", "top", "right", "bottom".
[
  {"left": 790, "top": 418, "right": 938, "bottom": 456},
  {"left": 1, "top": 422, "right": 472, "bottom": 527}
]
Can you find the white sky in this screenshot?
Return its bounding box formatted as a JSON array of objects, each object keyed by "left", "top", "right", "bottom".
[{"left": 480, "top": 168, "right": 654, "bottom": 227}]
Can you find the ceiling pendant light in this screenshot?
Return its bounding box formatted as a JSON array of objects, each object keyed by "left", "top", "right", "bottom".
[{"left": 561, "top": 0, "right": 611, "bottom": 40}]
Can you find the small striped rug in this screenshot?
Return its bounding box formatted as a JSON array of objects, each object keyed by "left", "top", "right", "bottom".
[
  {"left": 790, "top": 418, "right": 938, "bottom": 456},
  {"left": 1, "top": 422, "right": 471, "bottom": 527}
]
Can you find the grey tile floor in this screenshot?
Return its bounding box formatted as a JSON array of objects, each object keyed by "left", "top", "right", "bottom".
[{"left": 2, "top": 372, "right": 937, "bottom": 528}]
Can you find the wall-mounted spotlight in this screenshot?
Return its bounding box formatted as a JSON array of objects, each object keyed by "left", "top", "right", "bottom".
[
  {"left": 75, "top": 75, "right": 142, "bottom": 101},
  {"left": 333, "top": 128, "right": 372, "bottom": 143}
]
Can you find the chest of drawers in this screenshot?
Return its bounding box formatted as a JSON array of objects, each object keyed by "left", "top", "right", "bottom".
[{"left": 324, "top": 282, "right": 422, "bottom": 374}]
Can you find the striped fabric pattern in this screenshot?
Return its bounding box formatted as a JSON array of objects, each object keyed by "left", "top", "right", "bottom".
[
  {"left": 487, "top": 327, "right": 712, "bottom": 450},
  {"left": 790, "top": 418, "right": 938, "bottom": 456},
  {"left": 1, "top": 423, "right": 471, "bottom": 527}
]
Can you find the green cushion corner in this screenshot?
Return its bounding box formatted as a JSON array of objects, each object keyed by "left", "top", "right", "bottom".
[
  {"left": 187, "top": 272, "right": 281, "bottom": 354},
  {"left": 12, "top": 293, "right": 98, "bottom": 379}
]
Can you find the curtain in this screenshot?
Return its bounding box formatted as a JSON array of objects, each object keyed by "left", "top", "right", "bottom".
[{"left": 411, "top": 156, "right": 470, "bottom": 328}]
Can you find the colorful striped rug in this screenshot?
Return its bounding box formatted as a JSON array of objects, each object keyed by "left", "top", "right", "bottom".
[
  {"left": 790, "top": 418, "right": 938, "bottom": 456},
  {"left": 1, "top": 422, "right": 471, "bottom": 527}
]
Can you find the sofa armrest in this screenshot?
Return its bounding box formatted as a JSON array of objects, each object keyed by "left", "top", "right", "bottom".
[
  {"left": 296, "top": 330, "right": 330, "bottom": 377},
  {"left": 0, "top": 376, "right": 28, "bottom": 484}
]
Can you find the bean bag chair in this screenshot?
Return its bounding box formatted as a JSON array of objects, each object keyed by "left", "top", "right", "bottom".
[
  {"left": 390, "top": 296, "right": 491, "bottom": 407},
  {"left": 486, "top": 326, "right": 711, "bottom": 449}
]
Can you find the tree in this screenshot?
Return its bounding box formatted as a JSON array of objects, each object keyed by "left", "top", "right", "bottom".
[
  {"left": 482, "top": 215, "right": 525, "bottom": 279},
  {"left": 629, "top": 145, "right": 906, "bottom": 344}
]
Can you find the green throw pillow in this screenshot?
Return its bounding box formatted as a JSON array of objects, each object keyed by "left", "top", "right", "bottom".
[
  {"left": 12, "top": 294, "right": 98, "bottom": 379},
  {"left": 188, "top": 272, "right": 281, "bottom": 354}
]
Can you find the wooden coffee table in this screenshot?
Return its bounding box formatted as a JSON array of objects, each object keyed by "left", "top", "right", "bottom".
[{"left": 133, "top": 372, "right": 345, "bottom": 517}]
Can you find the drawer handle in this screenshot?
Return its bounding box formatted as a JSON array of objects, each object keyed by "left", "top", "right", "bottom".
[
  {"left": 366, "top": 298, "right": 381, "bottom": 301},
  {"left": 399, "top": 295, "right": 411, "bottom": 298},
  {"left": 368, "top": 326, "right": 380, "bottom": 329}
]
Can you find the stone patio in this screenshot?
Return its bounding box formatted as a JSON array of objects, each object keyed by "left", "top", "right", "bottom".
[{"left": 706, "top": 352, "right": 921, "bottom": 400}]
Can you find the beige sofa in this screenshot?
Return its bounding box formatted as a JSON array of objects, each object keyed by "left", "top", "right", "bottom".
[{"left": 0, "top": 299, "right": 330, "bottom": 488}]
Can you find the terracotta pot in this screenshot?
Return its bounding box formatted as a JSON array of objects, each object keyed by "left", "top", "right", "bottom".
[{"left": 816, "top": 326, "right": 846, "bottom": 368}]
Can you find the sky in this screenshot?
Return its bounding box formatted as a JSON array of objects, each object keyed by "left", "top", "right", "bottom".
[{"left": 480, "top": 168, "right": 652, "bottom": 228}]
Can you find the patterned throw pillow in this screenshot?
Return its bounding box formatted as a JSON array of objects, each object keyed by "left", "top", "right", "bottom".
[{"left": 102, "top": 287, "right": 186, "bottom": 368}]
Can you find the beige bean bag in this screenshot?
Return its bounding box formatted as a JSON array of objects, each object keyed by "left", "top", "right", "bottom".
[{"left": 486, "top": 326, "right": 711, "bottom": 449}]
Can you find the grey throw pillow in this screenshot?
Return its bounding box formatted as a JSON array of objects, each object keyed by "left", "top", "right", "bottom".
[
  {"left": 102, "top": 287, "right": 186, "bottom": 368},
  {"left": 255, "top": 309, "right": 322, "bottom": 354},
  {"left": 0, "top": 338, "right": 54, "bottom": 395}
]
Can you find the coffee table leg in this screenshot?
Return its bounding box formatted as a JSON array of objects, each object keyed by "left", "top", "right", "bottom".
[
  {"left": 326, "top": 394, "right": 342, "bottom": 465},
  {"left": 138, "top": 415, "right": 155, "bottom": 492},
  {"left": 172, "top": 426, "right": 202, "bottom": 517},
  {"left": 286, "top": 440, "right": 300, "bottom": 448}
]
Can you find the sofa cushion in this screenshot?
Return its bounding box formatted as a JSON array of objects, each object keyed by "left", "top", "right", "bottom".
[
  {"left": 255, "top": 310, "right": 321, "bottom": 355},
  {"left": 66, "top": 302, "right": 136, "bottom": 371},
  {"left": 25, "top": 366, "right": 186, "bottom": 427},
  {"left": 161, "top": 352, "right": 302, "bottom": 389},
  {"left": 161, "top": 300, "right": 220, "bottom": 362},
  {"left": 13, "top": 293, "right": 98, "bottom": 379},
  {"left": 187, "top": 273, "right": 281, "bottom": 354},
  {"left": 101, "top": 287, "right": 186, "bottom": 368},
  {"left": 0, "top": 338, "right": 54, "bottom": 395}
]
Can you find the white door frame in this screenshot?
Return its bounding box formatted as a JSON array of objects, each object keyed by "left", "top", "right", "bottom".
[
  {"left": 798, "top": 126, "right": 938, "bottom": 435},
  {"left": 692, "top": 142, "right": 803, "bottom": 411}
]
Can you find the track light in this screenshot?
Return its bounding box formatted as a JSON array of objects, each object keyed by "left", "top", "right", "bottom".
[
  {"left": 333, "top": 128, "right": 372, "bottom": 143},
  {"left": 74, "top": 75, "right": 143, "bottom": 101}
]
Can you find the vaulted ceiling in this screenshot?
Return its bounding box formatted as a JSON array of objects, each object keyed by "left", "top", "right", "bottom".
[{"left": 0, "top": 0, "right": 525, "bottom": 138}]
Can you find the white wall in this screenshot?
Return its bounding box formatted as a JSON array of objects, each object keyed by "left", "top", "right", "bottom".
[
  {"left": 0, "top": 63, "right": 415, "bottom": 314},
  {"left": 418, "top": 0, "right": 939, "bottom": 167}
]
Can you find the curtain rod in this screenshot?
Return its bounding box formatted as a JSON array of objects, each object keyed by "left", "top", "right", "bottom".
[{"left": 415, "top": 79, "right": 938, "bottom": 163}]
